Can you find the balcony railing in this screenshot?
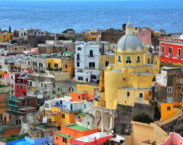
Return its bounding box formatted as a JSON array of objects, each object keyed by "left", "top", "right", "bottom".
[
  {"left": 169, "top": 53, "right": 172, "bottom": 57},
  {"left": 160, "top": 52, "right": 164, "bottom": 56},
  {"left": 88, "top": 54, "right": 95, "bottom": 57},
  {"left": 177, "top": 54, "right": 181, "bottom": 59}
]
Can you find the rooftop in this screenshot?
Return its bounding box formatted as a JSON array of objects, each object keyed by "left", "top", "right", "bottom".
[
  {"left": 0, "top": 90, "right": 9, "bottom": 93},
  {"left": 66, "top": 124, "right": 89, "bottom": 131},
  {"left": 56, "top": 132, "right": 74, "bottom": 139},
  {"left": 119, "top": 87, "right": 149, "bottom": 91},
  {"left": 35, "top": 123, "right": 56, "bottom": 129}
]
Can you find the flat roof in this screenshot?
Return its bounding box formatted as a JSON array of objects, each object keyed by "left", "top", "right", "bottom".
[
  {"left": 56, "top": 132, "right": 74, "bottom": 139},
  {"left": 66, "top": 124, "right": 89, "bottom": 131},
  {"left": 118, "top": 87, "right": 149, "bottom": 91},
  {"left": 0, "top": 90, "right": 9, "bottom": 93},
  {"left": 73, "top": 91, "right": 86, "bottom": 94},
  {"left": 35, "top": 123, "right": 56, "bottom": 129}
]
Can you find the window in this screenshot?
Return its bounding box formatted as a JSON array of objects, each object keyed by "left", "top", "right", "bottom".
[
  {"left": 105, "top": 61, "right": 109, "bottom": 66},
  {"left": 136, "top": 56, "right": 140, "bottom": 63},
  {"left": 169, "top": 47, "right": 172, "bottom": 57},
  {"left": 78, "top": 77, "right": 83, "bottom": 81},
  {"left": 84, "top": 104, "right": 86, "bottom": 109},
  {"left": 52, "top": 90, "right": 56, "bottom": 94},
  {"left": 45, "top": 103, "right": 49, "bottom": 108},
  {"left": 127, "top": 92, "right": 130, "bottom": 97},
  {"left": 39, "top": 63, "right": 43, "bottom": 67},
  {"left": 126, "top": 56, "right": 132, "bottom": 64},
  {"left": 88, "top": 122, "right": 90, "bottom": 125},
  {"left": 28, "top": 61, "right": 30, "bottom": 65},
  {"left": 77, "top": 47, "right": 81, "bottom": 50},
  {"left": 24, "top": 48, "right": 26, "bottom": 50},
  {"left": 167, "top": 87, "right": 172, "bottom": 93},
  {"left": 91, "top": 75, "right": 96, "bottom": 79},
  {"left": 47, "top": 113, "right": 50, "bottom": 117},
  {"left": 78, "top": 95, "right": 80, "bottom": 99},
  {"left": 118, "top": 55, "right": 121, "bottom": 63},
  {"left": 89, "top": 62, "right": 95, "bottom": 69},
  {"left": 29, "top": 81, "right": 32, "bottom": 86},
  {"left": 20, "top": 85, "right": 22, "bottom": 89},
  {"left": 155, "top": 87, "right": 158, "bottom": 92},
  {"left": 77, "top": 62, "right": 80, "bottom": 67},
  {"left": 17, "top": 85, "right": 19, "bottom": 88},
  {"left": 69, "top": 87, "right": 74, "bottom": 92},
  {"left": 178, "top": 48, "right": 181, "bottom": 58},
  {"left": 15, "top": 48, "right": 17, "bottom": 50},
  {"left": 70, "top": 104, "right": 73, "bottom": 110},
  {"left": 77, "top": 53, "right": 80, "bottom": 60},
  {"left": 162, "top": 60, "right": 164, "bottom": 63},
  {"left": 54, "top": 63, "right": 58, "bottom": 69},
  {"left": 11, "top": 84, "right": 14, "bottom": 89},
  {"left": 33, "top": 62, "right": 37, "bottom": 67},
  {"left": 0, "top": 65, "right": 2, "bottom": 69},
  {"left": 162, "top": 46, "right": 165, "bottom": 55},
  {"left": 60, "top": 101, "right": 62, "bottom": 104},
  {"left": 140, "top": 93, "right": 143, "bottom": 98},
  {"left": 62, "top": 113, "right": 65, "bottom": 119},
  {"left": 63, "top": 137, "right": 67, "bottom": 143},
  {"left": 11, "top": 76, "right": 13, "bottom": 79},
  {"left": 89, "top": 50, "right": 93, "bottom": 57},
  {"left": 41, "top": 83, "right": 43, "bottom": 87},
  {"left": 65, "top": 65, "right": 67, "bottom": 68},
  {"left": 167, "top": 106, "right": 171, "bottom": 111},
  {"left": 58, "top": 88, "right": 62, "bottom": 92}
]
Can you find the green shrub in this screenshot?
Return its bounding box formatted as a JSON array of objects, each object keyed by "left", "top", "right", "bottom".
[{"left": 133, "top": 113, "right": 153, "bottom": 124}]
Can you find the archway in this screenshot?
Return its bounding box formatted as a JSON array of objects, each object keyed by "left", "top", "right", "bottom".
[
  {"left": 103, "top": 112, "right": 110, "bottom": 131},
  {"left": 94, "top": 110, "right": 102, "bottom": 128}
]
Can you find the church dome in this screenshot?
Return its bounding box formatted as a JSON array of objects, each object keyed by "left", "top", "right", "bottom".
[{"left": 116, "top": 34, "right": 143, "bottom": 51}]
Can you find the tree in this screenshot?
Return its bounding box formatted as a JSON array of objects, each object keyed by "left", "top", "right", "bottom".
[{"left": 133, "top": 113, "right": 153, "bottom": 124}]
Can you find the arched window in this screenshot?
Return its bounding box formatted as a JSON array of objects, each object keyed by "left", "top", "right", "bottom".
[
  {"left": 136, "top": 56, "right": 140, "bottom": 63},
  {"left": 77, "top": 47, "right": 81, "bottom": 50},
  {"left": 118, "top": 55, "right": 121, "bottom": 63},
  {"left": 58, "top": 88, "right": 62, "bottom": 92},
  {"left": 126, "top": 56, "right": 131, "bottom": 64},
  {"left": 69, "top": 87, "right": 74, "bottom": 92}
]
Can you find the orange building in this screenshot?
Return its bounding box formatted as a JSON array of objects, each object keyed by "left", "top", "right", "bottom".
[
  {"left": 71, "top": 91, "right": 94, "bottom": 102},
  {"left": 54, "top": 124, "right": 98, "bottom": 145}
]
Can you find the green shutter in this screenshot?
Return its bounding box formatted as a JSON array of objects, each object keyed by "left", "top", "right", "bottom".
[{"left": 30, "top": 81, "right": 32, "bottom": 86}]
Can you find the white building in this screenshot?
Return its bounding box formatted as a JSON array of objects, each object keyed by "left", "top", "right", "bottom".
[{"left": 75, "top": 42, "right": 100, "bottom": 82}]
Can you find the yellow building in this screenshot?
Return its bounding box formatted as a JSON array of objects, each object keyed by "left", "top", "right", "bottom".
[
  {"left": 77, "top": 83, "right": 99, "bottom": 95},
  {"left": 99, "top": 55, "right": 115, "bottom": 69},
  {"left": 95, "top": 19, "right": 160, "bottom": 109},
  {"left": 125, "top": 121, "right": 168, "bottom": 145},
  {"left": 46, "top": 58, "right": 62, "bottom": 70},
  {"left": 82, "top": 29, "right": 98, "bottom": 41},
  {"left": 62, "top": 58, "right": 74, "bottom": 77},
  {"left": 0, "top": 32, "right": 13, "bottom": 41}
]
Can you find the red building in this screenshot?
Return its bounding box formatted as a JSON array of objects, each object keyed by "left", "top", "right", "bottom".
[
  {"left": 71, "top": 91, "right": 94, "bottom": 102},
  {"left": 15, "top": 73, "right": 27, "bottom": 97},
  {"left": 159, "top": 37, "right": 183, "bottom": 64},
  {"left": 73, "top": 132, "right": 113, "bottom": 145}
]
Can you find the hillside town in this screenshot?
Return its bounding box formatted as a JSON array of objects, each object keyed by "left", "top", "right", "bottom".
[{"left": 0, "top": 19, "right": 183, "bottom": 145}]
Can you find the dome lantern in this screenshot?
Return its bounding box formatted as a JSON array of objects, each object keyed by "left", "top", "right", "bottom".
[{"left": 126, "top": 16, "right": 134, "bottom": 35}]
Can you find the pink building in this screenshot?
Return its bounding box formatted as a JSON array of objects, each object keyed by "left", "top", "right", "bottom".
[
  {"left": 72, "top": 132, "right": 113, "bottom": 145},
  {"left": 138, "top": 28, "right": 151, "bottom": 45},
  {"left": 160, "top": 132, "right": 183, "bottom": 145}
]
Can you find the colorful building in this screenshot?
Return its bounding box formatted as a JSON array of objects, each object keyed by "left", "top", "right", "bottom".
[
  {"left": 160, "top": 132, "right": 183, "bottom": 145},
  {"left": 46, "top": 58, "right": 62, "bottom": 70},
  {"left": 44, "top": 94, "right": 89, "bottom": 127},
  {"left": 95, "top": 19, "right": 160, "bottom": 109},
  {"left": 159, "top": 36, "right": 183, "bottom": 65},
  {"left": 82, "top": 29, "right": 98, "bottom": 42},
  {"left": 0, "top": 90, "right": 9, "bottom": 114},
  {"left": 125, "top": 121, "right": 168, "bottom": 145},
  {"left": 0, "top": 30, "right": 13, "bottom": 42},
  {"left": 73, "top": 132, "right": 113, "bottom": 145},
  {"left": 54, "top": 124, "right": 98, "bottom": 145},
  {"left": 15, "top": 73, "right": 27, "bottom": 97}
]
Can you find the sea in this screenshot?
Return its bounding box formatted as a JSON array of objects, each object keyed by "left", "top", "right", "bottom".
[{"left": 0, "top": 0, "right": 183, "bottom": 33}]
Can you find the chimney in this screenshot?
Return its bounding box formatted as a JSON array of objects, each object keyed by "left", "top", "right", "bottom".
[{"left": 9, "top": 27, "right": 11, "bottom": 33}]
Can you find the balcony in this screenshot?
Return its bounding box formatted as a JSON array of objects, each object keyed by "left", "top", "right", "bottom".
[
  {"left": 5, "top": 59, "right": 14, "bottom": 64},
  {"left": 88, "top": 54, "right": 95, "bottom": 57},
  {"left": 177, "top": 54, "right": 181, "bottom": 59},
  {"left": 169, "top": 53, "right": 172, "bottom": 57},
  {"left": 160, "top": 52, "right": 164, "bottom": 56}
]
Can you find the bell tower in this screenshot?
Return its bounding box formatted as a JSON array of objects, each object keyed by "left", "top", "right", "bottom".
[{"left": 126, "top": 16, "right": 134, "bottom": 35}]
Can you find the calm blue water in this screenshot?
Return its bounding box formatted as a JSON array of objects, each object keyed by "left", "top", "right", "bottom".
[{"left": 0, "top": 0, "right": 183, "bottom": 33}]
